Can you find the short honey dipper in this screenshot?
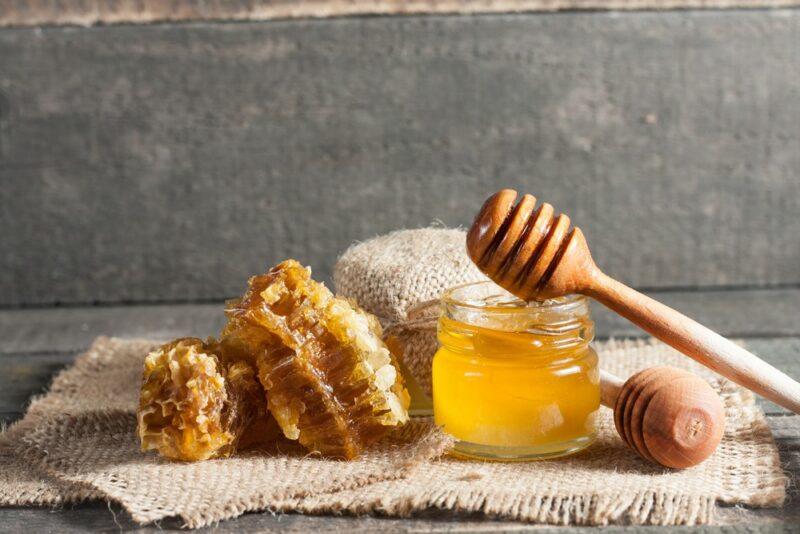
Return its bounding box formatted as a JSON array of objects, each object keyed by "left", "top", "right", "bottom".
[
  {"left": 467, "top": 189, "right": 800, "bottom": 414},
  {"left": 600, "top": 366, "right": 725, "bottom": 469}
]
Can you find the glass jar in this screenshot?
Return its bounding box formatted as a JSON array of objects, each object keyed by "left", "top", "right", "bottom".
[{"left": 433, "top": 281, "right": 600, "bottom": 461}]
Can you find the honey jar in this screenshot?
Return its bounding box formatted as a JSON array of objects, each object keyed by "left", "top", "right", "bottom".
[{"left": 433, "top": 281, "right": 600, "bottom": 461}]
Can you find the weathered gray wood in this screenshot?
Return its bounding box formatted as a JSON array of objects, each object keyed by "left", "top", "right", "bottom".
[
  {"left": 746, "top": 338, "right": 800, "bottom": 415},
  {"left": 4, "top": 0, "right": 800, "bottom": 29},
  {"left": 0, "top": 504, "right": 690, "bottom": 533},
  {"left": 1, "top": 288, "right": 798, "bottom": 355},
  {"left": 2, "top": 10, "right": 800, "bottom": 306},
  {"left": 0, "top": 352, "right": 72, "bottom": 424},
  {"left": 1, "top": 506, "right": 799, "bottom": 534},
  {"left": 592, "top": 288, "right": 800, "bottom": 341},
  {"left": 1, "top": 351, "right": 76, "bottom": 425},
  {"left": 0, "top": 304, "right": 225, "bottom": 355}
]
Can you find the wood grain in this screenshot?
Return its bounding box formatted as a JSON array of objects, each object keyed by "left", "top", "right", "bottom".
[
  {"left": 633, "top": 369, "right": 723, "bottom": 468},
  {"left": 4, "top": 1, "right": 800, "bottom": 28},
  {"left": 2, "top": 11, "right": 800, "bottom": 305},
  {"left": 1, "top": 289, "right": 798, "bottom": 355},
  {"left": 592, "top": 274, "right": 800, "bottom": 413},
  {"left": 600, "top": 367, "right": 725, "bottom": 469}
]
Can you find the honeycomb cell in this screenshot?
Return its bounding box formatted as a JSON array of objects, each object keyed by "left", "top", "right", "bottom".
[
  {"left": 223, "top": 259, "right": 410, "bottom": 459},
  {"left": 137, "top": 337, "right": 273, "bottom": 461}
]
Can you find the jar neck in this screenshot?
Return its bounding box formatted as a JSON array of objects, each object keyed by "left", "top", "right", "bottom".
[
  {"left": 438, "top": 314, "right": 594, "bottom": 357},
  {"left": 438, "top": 283, "right": 594, "bottom": 356}
]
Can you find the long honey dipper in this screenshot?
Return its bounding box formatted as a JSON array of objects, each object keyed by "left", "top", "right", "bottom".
[
  {"left": 467, "top": 189, "right": 800, "bottom": 414},
  {"left": 600, "top": 366, "right": 725, "bottom": 469}
]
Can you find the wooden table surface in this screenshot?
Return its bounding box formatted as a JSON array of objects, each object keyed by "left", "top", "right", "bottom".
[{"left": 2, "top": 288, "right": 799, "bottom": 532}]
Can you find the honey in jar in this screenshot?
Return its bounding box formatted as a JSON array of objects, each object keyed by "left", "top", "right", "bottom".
[{"left": 433, "top": 281, "right": 600, "bottom": 461}]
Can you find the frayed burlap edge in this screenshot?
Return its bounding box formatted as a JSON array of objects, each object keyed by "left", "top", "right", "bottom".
[
  {"left": 0, "top": 336, "right": 787, "bottom": 528},
  {"left": 12, "top": 409, "right": 453, "bottom": 528},
  {"left": 278, "top": 485, "right": 718, "bottom": 526},
  {"left": 0, "top": 438, "right": 98, "bottom": 507}
]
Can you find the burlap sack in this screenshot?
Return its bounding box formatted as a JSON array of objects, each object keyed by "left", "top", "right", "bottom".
[
  {"left": 334, "top": 228, "right": 487, "bottom": 395},
  {"left": 0, "top": 336, "right": 786, "bottom": 527},
  {"left": 334, "top": 228, "right": 486, "bottom": 324}
]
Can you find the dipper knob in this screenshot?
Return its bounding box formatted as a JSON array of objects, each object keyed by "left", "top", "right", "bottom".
[{"left": 601, "top": 367, "right": 726, "bottom": 469}]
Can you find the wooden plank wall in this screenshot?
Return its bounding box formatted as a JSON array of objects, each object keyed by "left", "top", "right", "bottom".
[
  {"left": 4, "top": 1, "right": 800, "bottom": 28},
  {"left": 1, "top": 10, "right": 799, "bottom": 306}
]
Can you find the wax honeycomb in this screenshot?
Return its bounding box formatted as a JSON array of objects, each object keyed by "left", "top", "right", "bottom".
[
  {"left": 137, "top": 338, "right": 272, "bottom": 461},
  {"left": 222, "top": 259, "right": 410, "bottom": 459}
]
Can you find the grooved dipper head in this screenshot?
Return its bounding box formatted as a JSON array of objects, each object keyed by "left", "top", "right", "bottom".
[{"left": 466, "top": 189, "right": 596, "bottom": 301}]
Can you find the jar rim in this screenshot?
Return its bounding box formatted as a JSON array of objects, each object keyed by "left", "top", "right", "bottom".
[{"left": 441, "top": 281, "right": 587, "bottom": 315}]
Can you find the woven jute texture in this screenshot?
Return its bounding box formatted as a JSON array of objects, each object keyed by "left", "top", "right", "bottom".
[
  {"left": 3, "top": 1, "right": 800, "bottom": 28},
  {"left": 0, "top": 338, "right": 451, "bottom": 528},
  {"left": 335, "top": 228, "right": 487, "bottom": 395},
  {"left": 334, "top": 228, "right": 488, "bottom": 325},
  {"left": 333, "top": 228, "right": 488, "bottom": 395},
  {"left": 0, "top": 336, "right": 786, "bottom": 527}
]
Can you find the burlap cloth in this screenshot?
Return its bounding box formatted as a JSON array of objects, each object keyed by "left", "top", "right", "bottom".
[
  {"left": 0, "top": 335, "right": 786, "bottom": 527},
  {"left": 335, "top": 228, "right": 490, "bottom": 395}
]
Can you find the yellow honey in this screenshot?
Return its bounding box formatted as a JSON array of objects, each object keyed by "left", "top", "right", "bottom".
[{"left": 433, "top": 282, "right": 600, "bottom": 461}]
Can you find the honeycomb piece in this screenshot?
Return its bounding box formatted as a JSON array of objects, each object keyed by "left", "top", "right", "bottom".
[
  {"left": 137, "top": 337, "right": 273, "bottom": 461},
  {"left": 223, "top": 259, "right": 410, "bottom": 459}
]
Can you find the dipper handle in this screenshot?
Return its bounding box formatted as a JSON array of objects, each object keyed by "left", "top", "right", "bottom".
[
  {"left": 589, "top": 273, "right": 800, "bottom": 414},
  {"left": 599, "top": 369, "right": 624, "bottom": 408},
  {"left": 467, "top": 189, "right": 800, "bottom": 414}
]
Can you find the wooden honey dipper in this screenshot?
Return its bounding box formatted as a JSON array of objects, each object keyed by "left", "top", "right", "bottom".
[
  {"left": 600, "top": 366, "right": 725, "bottom": 469},
  {"left": 467, "top": 189, "right": 800, "bottom": 414}
]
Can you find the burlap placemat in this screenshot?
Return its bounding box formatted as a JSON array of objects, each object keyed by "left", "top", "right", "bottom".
[
  {"left": 0, "top": 336, "right": 786, "bottom": 527},
  {"left": 4, "top": 1, "right": 800, "bottom": 28},
  {"left": 0, "top": 337, "right": 451, "bottom": 528}
]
